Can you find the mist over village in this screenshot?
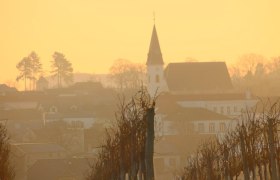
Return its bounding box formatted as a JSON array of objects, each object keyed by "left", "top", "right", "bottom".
[{"left": 1, "top": 1, "right": 280, "bottom": 180}]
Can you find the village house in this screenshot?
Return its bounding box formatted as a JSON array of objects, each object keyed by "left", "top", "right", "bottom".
[
  {"left": 0, "top": 109, "right": 43, "bottom": 142},
  {"left": 11, "top": 143, "right": 67, "bottom": 180},
  {"left": 0, "top": 82, "right": 116, "bottom": 178},
  {"left": 27, "top": 158, "right": 94, "bottom": 180},
  {"left": 0, "top": 84, "right": 17, "bottom": 95},
  {"left": 0, "top": 82, "right": 116, "bottom": 129}
]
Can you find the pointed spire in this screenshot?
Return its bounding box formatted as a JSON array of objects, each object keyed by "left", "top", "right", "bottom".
[{"left": 146, "top": 25, "right": 164, "bottom": 65}]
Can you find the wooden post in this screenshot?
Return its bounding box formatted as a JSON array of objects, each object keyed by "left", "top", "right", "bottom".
[
  {"left": 145, "top": 108, "right": 155, "bottom": 180},
  {"left": 240, "top": 128, "right": 250, "bottom": 180},
  {"left": 223, "top": 145, "right": 230, "bottom": 180},
  {"left": 267, "top": 118, "right": 278, "bottom": 180},
  {"left": 119, "top": 142, "right": 125, "bottom": 180}
]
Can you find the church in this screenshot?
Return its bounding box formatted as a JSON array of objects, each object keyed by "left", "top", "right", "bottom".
[
  {"left": 144, "top": 24, "right": 259, "bottom": 136},
  {"left": 146, "top": 24, "right": 258, "bottom": 178},
  {"left": 146, "top": 24, "right": 233, "bottom": 96}
]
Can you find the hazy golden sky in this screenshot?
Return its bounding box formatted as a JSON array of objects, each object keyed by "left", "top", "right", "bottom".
[{"left": 1, "top": 0, "right": 280, "bottom": 84}]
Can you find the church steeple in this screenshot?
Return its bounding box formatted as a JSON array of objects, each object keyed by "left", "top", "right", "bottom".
[
  {"left": 146, "top": 25, "right": 164, "bottom": 65},
  {"left": 146, "top": 24, "right": 168, "bottom": 96}
]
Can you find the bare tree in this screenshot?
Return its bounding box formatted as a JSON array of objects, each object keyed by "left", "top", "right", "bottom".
[
  {"left": 86, "top": 88, "right": 156, "bottom": 180},
  {"left": 109, "top": 59, "right": 145, "bottom": 91},
  {"left": 0, "top": 122, "right": 15, "bottom": 180},
  {"left": 181, "top": 99, "right": 280, "bottom": 180},
  {"left": 228, "top": 54, "right": 280, "bottom": 96},
  {"left": 237, "top": 54, "right": 266, "bottom": 76}
]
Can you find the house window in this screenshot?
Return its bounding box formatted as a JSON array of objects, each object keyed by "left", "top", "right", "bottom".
[
  {"left": 234, "top": 106, "right": 237, "bottom": 112},
  {"left": 209, "top": 123, "right": 215, "bottom": 133},
  {"left": 198, "top": 123, "right": 205, "bottom": 133},
  {"left": 220, "top": 123, "right": 226, "bottom": 132},
  {"left": 71, "top": 121, "right": 84, "bottom": 128},
  {"left": 227, "top": 106, "right": 230, "bottom": 114},
  {"left": 220, "top": 107, "right": 224, "bottom": 114},
  {"left": 155, "top": 75, "right": 160, "bottom": 83}
]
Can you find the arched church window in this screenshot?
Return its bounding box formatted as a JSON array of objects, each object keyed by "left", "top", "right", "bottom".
[{"left": 155, "top": 75, "right": 160, "bottom": 83}]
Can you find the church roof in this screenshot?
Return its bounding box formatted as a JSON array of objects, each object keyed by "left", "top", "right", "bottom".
[
  {"left": 164, "top": 62, "right": 233, "bottom": 92},
  {"left": 146, "top": 25, "right": 164, "bottom": 65}
]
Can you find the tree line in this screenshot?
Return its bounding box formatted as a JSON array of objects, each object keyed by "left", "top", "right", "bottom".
[
  {"left": 16, "top": 51, "right": 73, "bottom": 90},
  {"left": 14, "top": 52, "right": 280, "bottom": 94},
  {"left": 181, "top": 100, "right": 280, "bottom": 180},
  {"left": 229, "top": 54, "right": 280, "bottom": 96},
  {"left": 87, "top": 89, "right": 156, "bottom": 180},
  {"left": 16, "top": 55, "right": 146, "bottom": 91}
]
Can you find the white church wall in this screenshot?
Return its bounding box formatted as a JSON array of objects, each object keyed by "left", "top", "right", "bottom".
[{"left": 147, "top": 65, "right": 168, "bottom": 96}]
